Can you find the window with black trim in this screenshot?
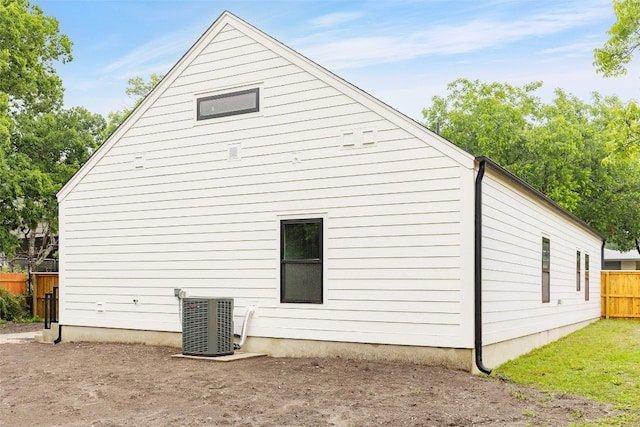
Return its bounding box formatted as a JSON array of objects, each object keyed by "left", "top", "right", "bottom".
[
  {"left": 281, "top": 219, "right": 323, "bottom": 304},
  {"left": 542, "top": 237, "right": 550, "bottom": 303},
  {"left": 576, "top": 250, "right": 581, "bottom": 291},
  {"left": 197, "top": 88, "right": 259, "bottom": 120},
  {"left": 585, "top": 254, "right": 590, "bottom": 301}
]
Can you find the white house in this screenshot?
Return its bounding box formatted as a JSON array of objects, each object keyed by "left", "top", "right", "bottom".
[{"left": 56, "top": 11, "right": 603, "bottom": 373}]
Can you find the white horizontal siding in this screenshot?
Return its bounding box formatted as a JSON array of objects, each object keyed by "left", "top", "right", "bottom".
[
  {"left": 481, "top": 168, "right": 602, "bottom": 345},
  {"left": 63, "top": 277, "right": 277, "bottom": 291},
  {"left": 70, "top": 144, "right": 449, "bottom": 197},
  {"left": 58, "top": 20, "right": 475, "bottom": 349},
  {"left": 64, "top": 167, "right": 461, "bottom": 209}
]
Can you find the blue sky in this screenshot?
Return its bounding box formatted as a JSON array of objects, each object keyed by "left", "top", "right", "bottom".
[{"left": 35, "top": 0, "right": 640, "bottom": 120}]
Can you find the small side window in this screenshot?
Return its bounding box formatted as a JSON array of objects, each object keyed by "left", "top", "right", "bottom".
[
  {"left": 542, "top": 237, "right": 550, "bottom": 303},
  {"left": 585, "top": 254, "right": 590, "bottom": 301},
  {"left": 197, "top": 88, "right": 259, "bottom": 120},
  {"left": 576, "top": 250, "right": 581, "bottom": 292}
]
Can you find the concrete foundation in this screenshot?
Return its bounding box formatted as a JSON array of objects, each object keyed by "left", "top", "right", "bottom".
[
  {"left": 59, "top": 325, "right": 472, "bottom": 371},
  {"left": 243, "top": 337, "right": 472, "bottom": 371},
  {"left": 56, "top": 319, "right": 597, "bottom": 373},
  {"left": 61, "top": 325, "right": 182, "bottom": 347}
]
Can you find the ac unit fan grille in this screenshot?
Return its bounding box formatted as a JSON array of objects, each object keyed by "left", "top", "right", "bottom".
[{"left": 182, "top": 298, "right": 234, "bottom": 356}]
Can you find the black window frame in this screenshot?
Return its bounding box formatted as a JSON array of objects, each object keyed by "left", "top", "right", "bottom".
[
  {"left": 280, "top": 218, "right": 323, "bottom": 304},
  {"left": 542, "top": 237, "right": 550, "bottom": 303},
  {"left": 196, "top": 88, "right": 259, "bottom": 120}
]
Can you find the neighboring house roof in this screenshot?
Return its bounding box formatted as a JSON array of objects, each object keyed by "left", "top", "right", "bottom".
[{"left": 604, "top": 248, "right": 640, "bottom": 261}]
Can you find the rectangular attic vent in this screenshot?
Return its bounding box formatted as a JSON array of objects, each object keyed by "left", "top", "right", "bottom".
[
  {"left": 197, "top": 88, "right": 259, "bottom": 120},
  {"left": 182, "top": 298, "right": 234, "bottom": 356}
]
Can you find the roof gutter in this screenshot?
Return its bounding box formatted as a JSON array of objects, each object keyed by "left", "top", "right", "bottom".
[{"left": 474, "top": 158, "right": 492, "bottom": 375}]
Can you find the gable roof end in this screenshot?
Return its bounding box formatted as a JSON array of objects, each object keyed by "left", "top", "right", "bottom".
[{"left": 57, "top": 11, "right": 473, "bottom": 202}]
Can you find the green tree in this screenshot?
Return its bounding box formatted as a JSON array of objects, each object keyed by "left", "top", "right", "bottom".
[
  {"left": 594, "top": 0, "right": 640, "bottom": 77},
  {"left": 424, "top": 79, "right": 541, "bottom": 164},
  {"left": 422, "top": 79, "right": 640, "bottom": 250},
  {"left": 0, "top": 0, "right": 72, "bottom": 265},
  {"left": 594, "top": 0, "right": 640, "bottom": 159},
  {"left": 0, "top": 0, "right": 72, "bottom": 112},
  {"left": 602, "top": 99, "right": 640, "bottom": 160},
  {"left": 0, "top": 134, "right": 21, "bottom": 257}
]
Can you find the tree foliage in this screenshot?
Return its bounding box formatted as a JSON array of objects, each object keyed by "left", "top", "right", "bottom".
[
  {"left": 0, "top": 0, "right": 72, "bottom": 111},
  {"left": 594, "top": 0, "right": 640, "bottom": 160},
  {"left": 422, "top": 79, "right": 640, "bottom": 250},
  {"left": 0, "top": 131, "right": 20, "bottom": 256},
  {"left": 594, "top": 0, "right": 640, "bottom": 77},
  {"left": 0, "top": 1, "right": 103, "bottom": 271}
]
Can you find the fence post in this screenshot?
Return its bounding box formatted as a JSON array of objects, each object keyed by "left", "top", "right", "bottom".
[
  {"left": 52, "top": 286, "right": 58, "bottom": 323},
  {"left": 605, "top": 271, "right": 610, "bottom": 319},
  {"left": 44, "top": 293, "right": 51, "bottom": 329},
  {"left": 31, "top": 274, "right": 37, "bottom": 318}
]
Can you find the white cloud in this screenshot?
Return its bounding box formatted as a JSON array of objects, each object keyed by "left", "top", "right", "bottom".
[
  {"left": 101, "top": 30, "right": 194, "bottom": 79},
  {"left": 539, "top": 38, "right": 602, "bottom": 57},
  {"left": 296, "top": 3, "right": 611, "bottom": 69},
  {"left": 309, "top": 12, "right": 362, "bottom": 28}
]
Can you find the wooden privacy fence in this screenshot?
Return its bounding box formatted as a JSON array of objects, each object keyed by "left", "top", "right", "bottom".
[
  {"left": 32, "top": 272, "right": 58, "bottom": 319},
  {"left": 0, "top": 272, "right": 27, "bottom": 295},
  {"left": 601, "top": 271, "right": 640, "bottom": 319}
]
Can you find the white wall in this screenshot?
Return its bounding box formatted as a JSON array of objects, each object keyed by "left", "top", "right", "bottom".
[
  {"left": 58, "top": 19, "right": 476, "bottom": 349},
  {"left": 480, "top": 167, "right": 602, "bottom": 345}
]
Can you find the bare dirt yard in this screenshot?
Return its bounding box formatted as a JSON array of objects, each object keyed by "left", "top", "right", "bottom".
[{"left": 0, "top": 322, "right": 615, "bottom": 426}]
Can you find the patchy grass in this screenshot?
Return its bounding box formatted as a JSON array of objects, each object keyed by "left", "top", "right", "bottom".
[
  {"left": 494, "top": 320, "right": 640, "bottom": 426},
  {"left": 7, "top": 316, "right": 42, "bottom": 323}
]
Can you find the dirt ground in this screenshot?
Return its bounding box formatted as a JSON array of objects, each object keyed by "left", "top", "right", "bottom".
[{"left": 0, "top": 322, "right": 616, "bottom": 427}]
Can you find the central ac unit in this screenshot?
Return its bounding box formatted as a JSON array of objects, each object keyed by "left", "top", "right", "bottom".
[{"left": 182, "top": 298, "right": 234, "bottom": 356}]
